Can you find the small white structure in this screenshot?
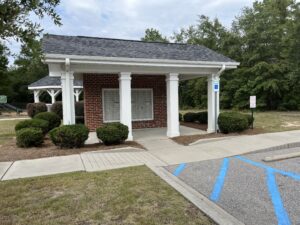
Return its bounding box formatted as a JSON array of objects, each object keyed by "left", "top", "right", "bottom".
[
  {"left": 42, "top": 34, "right": 239, "bottom": 139},
  {"left": 28, "top": 76, "right": 83, "bottom": 104}
]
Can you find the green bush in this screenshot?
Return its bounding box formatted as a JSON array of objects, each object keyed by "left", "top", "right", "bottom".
[
  {"left": 15, "top": 119, "right": 49, "bottom": 135},
  {"left": 196, "top": 111, "right": 208, "bottom": 124},
  {"left": 51, "top": 101, "right": 85, "bottom": 124},
  {"left": 16, "top": 128, "right": 44, "bottom": 148},
  {"left": 34, "top": 112, "right": 61, "bottom": 131},
  {"left": 183, "top": 112, "right": 197, "bottom": 122},
  {"left": 179, "top": 113, "right": 183, "bottom": 121},
  {"left": 218, "top": 112, "right": 248, "bottom": 133},
  {"left": 49, "top": 124, "right": 89, "bottom": 148},
  {"left": 51, "top": 101, "right": 62, "bottom": 119},
  {"left": 96, "top": 122, "right": 129, "bottom": 145},
  {"left": 245, "top": 114, "right": 254, "bottom": 127},
  {"left": 26, "top": 103, "right": 47, "bottom": 118}
]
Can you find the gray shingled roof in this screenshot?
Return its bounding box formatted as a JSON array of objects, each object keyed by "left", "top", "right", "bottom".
[
  {"left": 28, "top": 76, "right": 83, "bottom": 88},
  {"left": 42, "top": 34, "right": 236, "bottom": 63}
]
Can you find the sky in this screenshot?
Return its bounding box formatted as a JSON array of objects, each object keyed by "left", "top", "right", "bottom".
[{"left": 8, "top": 0, "right": 255, "bottom": 63}]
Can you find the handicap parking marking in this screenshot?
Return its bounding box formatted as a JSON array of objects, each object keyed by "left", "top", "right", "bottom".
[
  {"left": 266, "top": 169, "right": 291, "bottom": 225},
  {"left": 209, "top": 158, "right": 230, "bottom": 202},
  {"left": 234, "top": 156, "right": 300, "bottom": 181},
  {"left": 208, "top": 155, "right": 300, "bottom": 225},
  {"left": 173, "top": 163, "right": 186, "bottom": 176}
]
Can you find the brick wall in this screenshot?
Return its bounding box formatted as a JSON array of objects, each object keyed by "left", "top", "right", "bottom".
[{"left": 83, "top": 74, "right": 167, "bottom": 131}]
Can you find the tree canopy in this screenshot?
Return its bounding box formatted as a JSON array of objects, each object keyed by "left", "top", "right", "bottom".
[
  {"left": 0, "top": 0, "right": 61, "bottom": 44},
  {"left": 141, "top": 28, "right": 169, "bottom": 43},
  {"left": 142, "top": 0, "right": 300, "bottom": 111}
]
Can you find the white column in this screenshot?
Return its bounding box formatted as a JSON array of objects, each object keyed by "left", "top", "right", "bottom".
[
  {"left": 74, "top": 89, "right": 82, "bottom": 102},
  {"left": 119, "top": 72, "right": 133, "bottom": 141},
  {"left": 166, "top": 73, "right": 180, "bottom": 137},
  {"left": 207, "top": 74, "right": 220, "bottom": 133},
  {"left": 33, "top": 90, "right": 41, "bottom": 103},
  {"left": 61, "top": 58, "right": 75, "bottom": 125},
  {"left": 47, "top": 89, "right": 61, "bottom": 104}
]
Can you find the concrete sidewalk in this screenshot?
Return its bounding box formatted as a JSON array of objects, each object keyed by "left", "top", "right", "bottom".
[
  {"left": 1, "top": 130, "right": 300, "bottom": 181},
  {"left": 137, "top": 130, "right": 300, "bottom": 165},
  {"left": 0, "top": 147, "right": 167, "bottom": 181}
]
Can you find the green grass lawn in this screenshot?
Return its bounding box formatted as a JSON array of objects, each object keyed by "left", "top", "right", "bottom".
[
  {"left": 0, "top": 120, "right": 27, "bottom": 145},
  {"left": 0, "top": 166, "right": 214, "bottom": 225},
  {"left": 180, "top": 110, "right": 300, "bottom": 133}
]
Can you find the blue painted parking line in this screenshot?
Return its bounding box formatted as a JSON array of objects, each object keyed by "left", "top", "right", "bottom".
[
  {"left": 210, "top": 158, "right": 230, "bottom": 202},
  {"left": 266, "top": 169, "right": 291, "bottom": 225},
  {"left": 173, "top": 163, "right": 186, "bottom": 177},
  {"left": 235, "top": 156, "right": 300, "bottom": 181}
]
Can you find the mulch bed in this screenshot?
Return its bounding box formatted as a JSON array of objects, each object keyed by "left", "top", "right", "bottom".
[
  {"left": 173, "top": 126, "right": 265, "bottom": 145},
  {"left": 180, "top": 121, "right": 208, "bottom": 130},
  {"left": 0, "top": 138, "right": 144, "bottom": 162}
]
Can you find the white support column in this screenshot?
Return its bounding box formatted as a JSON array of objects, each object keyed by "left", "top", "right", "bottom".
[
  {"left": 119, "top": 72, "right": 133, "bottom": 141},
  {"left": 74, "top": 89, "right": 82, "bottom": 102},
  {"left": 33, "top": 90, "right": 41, "bottom": 103},
  {"left": 207, "top": 74, "right": 220, "bottom": 133},
  {"left": 166, "top": 73, "right": 180, "bottom": 137},
  {"left": 61, "top": 58, "right": 75, "bottom": 125},
  {"left": 47, "top": 89, "right": 61, "bottom": 104}
]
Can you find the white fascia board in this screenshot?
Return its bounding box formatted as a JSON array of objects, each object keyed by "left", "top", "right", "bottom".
[
  {"left": 28, "top": 86, "right": 83, "bottom": 90},
  {"left": 44, "top": 54, "right": 240, "bottom": 69}
]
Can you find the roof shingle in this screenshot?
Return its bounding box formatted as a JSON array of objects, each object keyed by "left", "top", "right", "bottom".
[
  {"left": 42, "top": 34, "right": 236, "bottom": 63},
  {"left": 28, "top": 76, "right": 83, "bottom": 88}
]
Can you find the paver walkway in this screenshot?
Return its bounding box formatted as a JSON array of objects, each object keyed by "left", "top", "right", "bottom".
[
  {"left": 0, "top": 147, "right": 167, "bottom": 180},
  {"left": 1, "top": 130, "right": 300, "bottom": 181}
]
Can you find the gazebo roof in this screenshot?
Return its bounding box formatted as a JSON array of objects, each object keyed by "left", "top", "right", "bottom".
[{"left": 28, "top": 76, "right": 83, "bottom": 90}]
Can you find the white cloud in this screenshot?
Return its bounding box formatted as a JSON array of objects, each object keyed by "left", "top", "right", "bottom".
[{"left": 7, "top": 0, "right": 255, "bottom": 64}]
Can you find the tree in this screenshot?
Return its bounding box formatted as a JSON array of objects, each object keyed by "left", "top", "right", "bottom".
[
  {"left": 173, "top": 1, "right": 300, "bottom": 110},
  {"left": 141, "top": 28, "right": 169, "bottom": 43},
  {"left": 0, "top": 44, "right": 9, "bottom": 95},
  {"left": 0, "top": 0, "right": 61, "bottom": 45},
  {"left": 8, "top": 39, "right": 48, "bottom": 103}
]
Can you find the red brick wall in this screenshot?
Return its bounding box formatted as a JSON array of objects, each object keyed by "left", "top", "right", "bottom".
[{"left": 83, "top": 74, "right": 167, "bottom": 131}]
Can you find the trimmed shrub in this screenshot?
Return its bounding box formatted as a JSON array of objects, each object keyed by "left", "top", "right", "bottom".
[
  {"left": 51, "top": 101, "right": 63, "bottom": 119},
  {"left": 34, "top": 112, "right": 61, "bottom": 131},
  {"left": 16, "top": 128, "right": 44, "bottom": 148},
  {"left": 26, "top": 103, "right": 47, "bottom": 118},
  {"left": 179, "top": 113, "right": 183, "bottom": 121},
  {"left": 183, "top": 112, "right": 197, "bottom": 122},
  {"left": 196, "top": 111, "right": 208, "bottom": 124},
  {"left": 49, "top": 124, "right": 89, "bottom": 148},
  {"left": 96, "top": 122, "right": 129, "bottom": 145},
  {"left": 51, "top": 101, "right": 85, "bottom": 124},
  {"left": 15, "top": 119, "right": 49, "bottom": 135},
  {"left": 218, "top": 112, "right": 248, "bottom": 133}
]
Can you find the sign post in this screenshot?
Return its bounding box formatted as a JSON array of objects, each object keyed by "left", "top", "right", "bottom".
[
  {"left": 0, "top": 95, "right": 7, "bottom": 104},
  {"left": 250, "top": 96, "right": 256, "bottom": 129},
  {"left": 213, "top": 80, "right": 220, "bottom": 133}
]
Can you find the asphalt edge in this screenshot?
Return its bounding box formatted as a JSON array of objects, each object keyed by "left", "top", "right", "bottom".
[{"left": 148, "top": 165, "right": 244, "bottom": 225}]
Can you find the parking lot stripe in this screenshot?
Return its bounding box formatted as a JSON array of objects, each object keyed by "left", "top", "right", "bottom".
[
  {"left": 210, "top": 158, "right": 230, "bottom": 202},
  {"left": 173, "top": 163, "right": 186, "bottom": 177},
  {"left": 234, "top": 156, "right": 300, "bottom": 181},
  {"left": 266, "top": 169, "right": 291, "bottom": 225}
]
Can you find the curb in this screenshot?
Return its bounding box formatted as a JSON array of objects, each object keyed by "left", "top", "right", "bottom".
[
  {"left": 148, "top": 165, "right": 244, "bottom": 225},
  {"left": 244, "top": 141, "right": 300, "bottom": 155}
]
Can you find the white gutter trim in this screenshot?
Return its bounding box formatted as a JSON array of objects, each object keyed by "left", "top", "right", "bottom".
[
  {"left": 44, "top": 54, "right": 240, "bottom": 68},
  {"left": 216, "top": 64, "right": 226, "bottom": 76}
]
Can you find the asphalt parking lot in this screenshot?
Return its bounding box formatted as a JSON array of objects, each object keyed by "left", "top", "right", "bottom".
[{"left": 166, "top": 147, "right": 300, "bottom": 225}]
